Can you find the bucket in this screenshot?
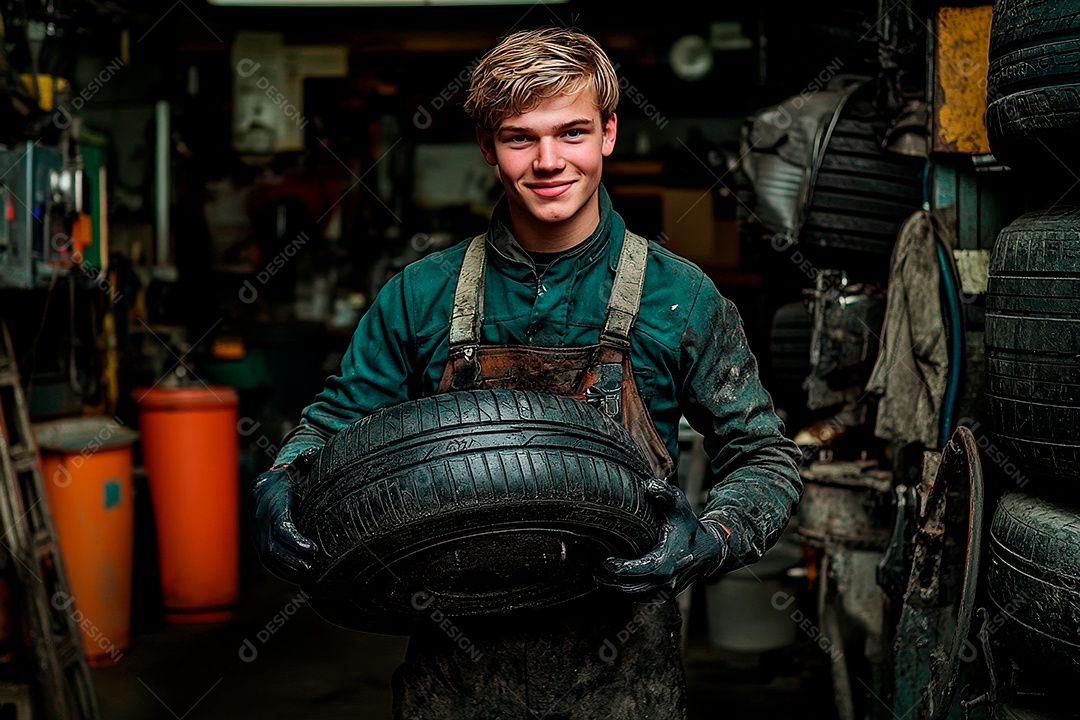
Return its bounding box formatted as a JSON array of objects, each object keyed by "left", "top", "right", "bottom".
[
  {"left": 134, "top": 386, "right": 239, "bottom": 623},
  {"left": 35, "top": 416, "right": 138, "bottom": 666},
  {"left": 705, "top": 536, "right": 803, "bottom": 653}
]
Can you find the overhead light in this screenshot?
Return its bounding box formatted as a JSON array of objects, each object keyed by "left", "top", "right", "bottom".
[
  {"left": 208, "top": 0, "right": 568, "bottom": 5},
  {"left": 669, "top": 35, "right": 713, "bottom": 82}
]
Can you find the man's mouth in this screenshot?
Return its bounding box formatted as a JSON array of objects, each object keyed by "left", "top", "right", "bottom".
[{"left": 527, "top": 181, "right": 574, "bottom": 198}]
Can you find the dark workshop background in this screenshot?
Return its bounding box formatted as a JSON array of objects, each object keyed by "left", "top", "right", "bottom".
[{"left": 1, "top": 0, "right": 1078, "bottom": 719}]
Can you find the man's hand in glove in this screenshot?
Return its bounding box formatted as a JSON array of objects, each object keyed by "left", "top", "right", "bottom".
[
  {"left": 596, "top": 479, "right": 729, "bottom": 599},
  {"left": 250, "top": 449, "right": 318, "bottom": 584}
]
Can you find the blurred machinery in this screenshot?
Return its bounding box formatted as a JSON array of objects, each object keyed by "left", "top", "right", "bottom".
[{"left": 0, "top": 140, "right": 104, "bottom": 289}]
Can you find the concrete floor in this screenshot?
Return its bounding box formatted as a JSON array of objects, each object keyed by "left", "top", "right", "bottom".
[{"left": 91, "top": 568, "right": 839, "bottom": 719}]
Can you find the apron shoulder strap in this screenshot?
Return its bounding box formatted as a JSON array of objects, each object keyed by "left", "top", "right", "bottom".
[
  {"left": 449, "top": 234, "right": 487, "bottom": 348},
  {"left": 600, "top": 230, "right": 649, "bottom": 349},
  {"left": 449, "top": 229, "right": 649, "bottom": 350}
]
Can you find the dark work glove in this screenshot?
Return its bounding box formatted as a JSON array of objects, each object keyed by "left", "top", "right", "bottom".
[
  {"left": 596, "top": 479, "right": 728, "bottom": 599},
  {"left": 250, "top": 449, "right": 318, "bottom": 584}
]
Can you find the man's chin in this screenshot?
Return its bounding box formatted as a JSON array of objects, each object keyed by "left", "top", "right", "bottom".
[
  {"left": 525, "top": 196, "right": 589, "bottom": 223},
  {"left": 507, "top": 185, "right": 600, "bottom": 227}
]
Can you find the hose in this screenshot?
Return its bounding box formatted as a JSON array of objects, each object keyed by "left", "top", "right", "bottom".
[{"left": 936, "top": 236, "right": 964, "bottom": 447}]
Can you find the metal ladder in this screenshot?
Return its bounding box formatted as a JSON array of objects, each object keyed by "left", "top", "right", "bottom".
[{"left": 0, "top": 318, "right": 99, "bottom": 720}]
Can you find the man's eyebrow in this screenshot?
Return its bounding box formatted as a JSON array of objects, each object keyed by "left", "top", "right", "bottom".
[{"left": 497, "top": 118, "right": 595, "bottom": 134}]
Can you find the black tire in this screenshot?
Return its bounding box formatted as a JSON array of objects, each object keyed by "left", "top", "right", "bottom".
[
  {"left": 987, "top": 492, "right": 1080, "bottom": 681},
  {"left": 985, "top": 207, "right": 1080, "bottom": 482},
  {"left": 294, "top": 389, "right": 658, "bottom": 634},
  {"left": 986, "top": 0, "right": 1080, "bottom": 168},
  {"left": 769, "top": 300, "right": 813, "bottom": 402},
  {"left": 800, "top": 109, "right": 925, "bottom": 265},
  {"left": 993, "top": 703, "right": 1071, "bottom": 720}
]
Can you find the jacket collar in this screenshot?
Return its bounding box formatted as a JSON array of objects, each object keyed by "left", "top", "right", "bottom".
[{"left": 485, "top": 184, "right": 625, "bottom": 273}]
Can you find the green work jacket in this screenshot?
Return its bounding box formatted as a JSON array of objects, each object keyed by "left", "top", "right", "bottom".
[{"left": 277, "top": 184, "right": 802, "bottom": 569}]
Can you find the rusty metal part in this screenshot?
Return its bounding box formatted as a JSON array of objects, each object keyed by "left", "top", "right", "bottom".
[
  {"left": 805, "top": 271, "right": 886, "bottom": 413},
  {"left": 801, "top": 460, "right": 894, "bottom": 718},
  {"left": 877, "top": 484, "right": 917, "bottom": 600},
  {"left": 819, "top": 547, "right": 891, "bottom": 720},
  {"left": 797, "top": 460, "right": 894, "bottom": 550},
  {"left": 892, "top": 426, "right": 985, "bottom": 720},
  {"left": 932, "top": 6, "right": 994, "bottom": 155}
]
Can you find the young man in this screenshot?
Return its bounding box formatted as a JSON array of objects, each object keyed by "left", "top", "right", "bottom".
[{"left": 251, "top": 26, "right": 802, "bottom": 719}]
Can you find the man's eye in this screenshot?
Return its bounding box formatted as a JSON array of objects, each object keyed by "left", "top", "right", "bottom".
[
  {"left": 509, "top": 135, "right": 530, "bottom": 143},
  {"left": 565, "top": 129, "right": 583, "bottom": 138}
]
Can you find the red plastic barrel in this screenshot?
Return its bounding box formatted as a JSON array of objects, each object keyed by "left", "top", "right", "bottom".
[
  {"left": 36, "top": 416, "right": 138, "bottom": 666},
  {"left": 134, "top": 386, "right": 239, "bottom": 623}
]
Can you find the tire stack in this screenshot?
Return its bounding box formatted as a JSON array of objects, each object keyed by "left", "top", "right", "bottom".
[
  {"left": 983, "top": 0, "right": 1080, "bottom": 699},
  {"left": 742, "top": 80, "right": 924, "bottom": 446},
  {"left": 741, "top": 83, "right": 926, "bottom": 281},
  {"left": 799, "top": 107, "right": 926, "bottom": 270},
  {"left": 985, "top": 0, "right": 1080, "bottom": 174},
  {"left": 768, "top": 300, "right": 813, "bottom": 423}
]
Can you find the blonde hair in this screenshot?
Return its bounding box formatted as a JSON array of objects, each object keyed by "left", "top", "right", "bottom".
[{"left": 465, "top": 26, "right": 619, "bottom": 134}]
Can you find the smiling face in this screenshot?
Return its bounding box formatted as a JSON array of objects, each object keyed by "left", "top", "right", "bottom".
[{"left": 477, "top": 88, "right": 617, "bottom": 252}]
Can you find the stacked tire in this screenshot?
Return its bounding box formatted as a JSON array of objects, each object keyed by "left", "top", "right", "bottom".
[
  {"left": 983, "top": 0, "right": 1080, "bottom": 699},
  {"left": 799, "top": 107, "right": 925, "bottom": 267},
  {"left": 985, "top": 207, "right": 1080, "bottom": 481},
  {"left": 987, "top": 492, "right": 1080, "bottom": 684},
  {"left": 986, "top": 0, "right": 1080, "bottom": 171},
  {"left": 984, "top": 207, "right": 1080, "bottom": 687},
  {"left": 740, "top": 80, "right": 926, "bottom": 282},
  {"left": 768, "top": 300, "right": 813, "bottom": 415}
]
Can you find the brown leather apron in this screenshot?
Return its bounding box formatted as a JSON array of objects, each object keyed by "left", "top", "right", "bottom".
[
  {"left": 393, "top": 230, "right": 687, "bottom": 720},
  {"left": 436, "top": 229, "right": 676, "bottom": 481}
]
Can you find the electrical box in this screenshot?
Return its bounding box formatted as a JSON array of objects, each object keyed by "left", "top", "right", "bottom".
[{"left": 0, "top": 142, "right": 66, "bottom": 289}]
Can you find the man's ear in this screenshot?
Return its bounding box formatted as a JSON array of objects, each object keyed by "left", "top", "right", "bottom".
[
  {"left": 476, "top": 126, "right": 498, "bottom": 166},
  {"left": 602, "top": 112, "right": 618, "bottom": 157}
]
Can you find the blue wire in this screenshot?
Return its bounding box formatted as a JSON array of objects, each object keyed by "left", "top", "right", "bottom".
[
  {"left": 926, "top": 160, "right": 961, "bottom": 446},
  {"left": 937, "top": 239, "right": 963, "bottom": 447},
  {"left": 922, "top": 163, "right": 931, "bottom": 211}
]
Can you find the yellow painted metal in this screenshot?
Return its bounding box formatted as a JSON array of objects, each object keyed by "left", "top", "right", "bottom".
[
  {"left": 19, "top": 73, "right": 70, "bottom": 112},
  {"left": 933, "top": 5, "right": 994, "bottom": 155}
]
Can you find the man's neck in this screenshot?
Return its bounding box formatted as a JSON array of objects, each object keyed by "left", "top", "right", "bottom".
[{"left": 507, "top": 196, "right": 602, "bottom": 252}]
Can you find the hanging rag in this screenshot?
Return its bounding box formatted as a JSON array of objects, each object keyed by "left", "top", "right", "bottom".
[{"left": 865, "top": 210, "right": 950, "bottom": 447}]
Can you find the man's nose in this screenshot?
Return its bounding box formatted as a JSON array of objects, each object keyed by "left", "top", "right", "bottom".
[{"left": 534, "top": 137, "right": 563, "bottom": 173}]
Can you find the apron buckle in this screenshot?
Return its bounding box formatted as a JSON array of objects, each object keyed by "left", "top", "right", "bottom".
[{"left": 585, "top": 362, "right": 624, "bottom": 418}]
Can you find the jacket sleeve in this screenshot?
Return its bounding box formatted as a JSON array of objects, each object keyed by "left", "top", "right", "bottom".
[
  {"left": 273, "top": 272, "right": 415, "bottom": 466},
  {"left": 678, "top": 274, "right": 803, "bottom": 570}
]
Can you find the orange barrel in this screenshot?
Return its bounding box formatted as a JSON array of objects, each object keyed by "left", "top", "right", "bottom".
[
  {"left": 134, "top": 386, "right": 239, "bottom": 623},
  {"left": 35, "top": 416, "right": 139, "bottom": 666}
]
